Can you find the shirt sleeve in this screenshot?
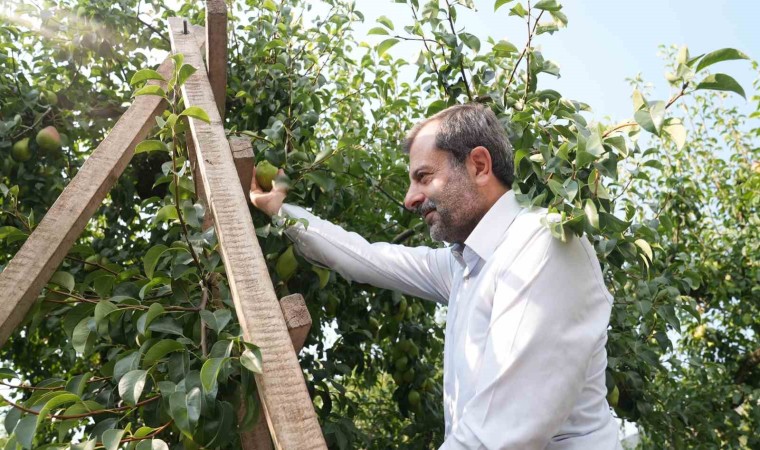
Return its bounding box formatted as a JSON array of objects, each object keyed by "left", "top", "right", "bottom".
[
  {"left": 440, "top": 228, "right": 613, "bottom": 449},
  {"left": 279, "top": 204, "right": 454, "bottom": 304}
]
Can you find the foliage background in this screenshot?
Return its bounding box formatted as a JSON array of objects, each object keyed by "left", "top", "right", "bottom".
[{"left": 0, "top": 0, "right": 757, "bottom": 448}]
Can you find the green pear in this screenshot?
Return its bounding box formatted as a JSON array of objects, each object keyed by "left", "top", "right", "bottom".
[
  {"left": 255, "top": 160, "right": 278, "bottom": 191},
  {"left": 36, "top": 126, "right": 62, "bottom": 153},
  {"left": 275, "top": 246, "right": 298, "bottom": 280},
  {"left": 84, "top": 254, "right": 100, "bottom": 272},
  {"left": 408, "top": 390, "right": 421, "bottom": 407},
  {"left": 11, "top": 138, "right": 32, "bottom": 162}
]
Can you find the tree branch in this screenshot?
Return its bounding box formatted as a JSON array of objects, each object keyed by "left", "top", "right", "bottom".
[
  {"left": 0, "top": 394, "right": 160, "bottom": 420},
  {"left": 444, "top": 0, "right": 472, "bottom": 101}
]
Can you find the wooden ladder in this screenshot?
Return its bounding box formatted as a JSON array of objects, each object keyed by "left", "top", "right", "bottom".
[{"left": 0, "top": 1, "right": 325, "bottom": 448}]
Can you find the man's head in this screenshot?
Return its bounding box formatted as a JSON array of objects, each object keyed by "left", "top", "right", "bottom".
[{"left": 403, "top": 104, "right": 514, "bottom": 243}]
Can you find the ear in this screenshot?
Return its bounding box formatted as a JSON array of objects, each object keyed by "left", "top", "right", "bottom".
[{"left": 468, "top": 146, "right": 492, "bottom": 185}]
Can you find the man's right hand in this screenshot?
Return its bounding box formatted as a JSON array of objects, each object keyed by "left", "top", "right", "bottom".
[{"left": 249, "top": 166, "right": 288, "bottom": 217}]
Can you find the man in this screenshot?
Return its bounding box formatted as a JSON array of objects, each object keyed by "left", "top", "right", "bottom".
[{"left": 249, "top": 104, "right": 621, "bottom": 449}]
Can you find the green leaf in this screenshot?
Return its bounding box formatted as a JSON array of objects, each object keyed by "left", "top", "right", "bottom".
[
  {"left": 534, "top": 0, "right": 561, "bottom": 11},
  {"left": 179, "top": 106, "right": 211, "bottom": 123},
  {"left": 169, "top": 391, "right": 191, "bottom": 435},
  {"left": 143, "top": 244, "right": 168, "bottom": 279},
  {"left": 695, "top": 48, "right": 749, "bottom": 72},
  {"left": 586, "top": 130, "right": 605, "bottom": 157},
  {"left": 133, "top": 84, "right": 166, "bottom": 98},
  {"left": 72, "top": 317, "right": 94, "bottom": 354},
  {"left": 37, "top": 392, "right": 79, "bottom": 429},
  {"left": 72, "top": 439, "right": 96, "bottom": 450},
  {"left": 262, "top": 0, "right": 277, "bottom": 11},
  {"left": 130, "top": 69, "right": 165, "bottom": 86},
  {"left": 367, "top": 26, "right": 389, "bottom": 35},
  {"left": 634, "top": 101, "right": 665, "bottom": 136},
  {"left": 65, "top": 372, "right": 91, "bottom": 397},
  {"left": 148, "top": 317, "right": 185, "bottom": 336},
  {"left": 135, "top": 140, "right": 168, "bottom": 155},
  {"left": 494, "top": 0, "right": 515, "bottom": 11},
  {"left": 14, "top": 415, "right": 37, "bottom": 449},
  {"left": 201, "top": 309, "right": 232, "bottom": 333},
  {"left": 584, "top": 200, "right": 599, "bottom": 229},
  {"left": 176, "top": 63, "right": 197, "bottom": 87},
  {"left": 170, "top": 53, "right": 184, "bottom": 69},
  {"left": 240, "top": 348, "right": 263, "bottom": 374},
  {"left": 187, "top": 387, "right": 202, "bottom": 424},
  {"left": 663, "top": 119, "right": 686, "bottom": 150},
  {"left": 509, "top": 3, "right": 528, "bottom": 17},
  {"left": 137, "top": 303, "right": 166, "bottom": 335},
  {"left": 102, "top": 429, "right": 125, "bottom": 450},
  {"left": 136, "top": 439, "right": 170, "bottom": 450},
  {"left": 263, "top": 39, "right": 286, "bottom": 52},
  {"left": 493, "top": 40, "right": 518, "bottom": 56},
  {"left": 118, "top": 369, "right": 147, "bottom": 405},
  {"left": 0, "top": 368, "right": 18, "bottom": 380},
  {"left": 635, "top": 239, "right": 654, "bottom": 262},
  {"left": 114, "top": 352, "right": 140, "bottom": 383},
  {"left": 49, "top": 271, "right": 75, "bottom": 292},
  {"left": 377, "top": 15, "right": 394, "bottom": 30},
  {"left": 459, "top": 32, "right": 480, "bottom": 52},
  {"left": 695, "top": 73, "right": 746, "bottom": 99},
  {"left": 142, "top": 339, "right": 185, "bottom": 367},
  {"left": 154, "top": 205, "right": 179, "bottom": 223},
  {"left": 200, "top": 357, "right": 227, "bottom": 393},
  {"left": 94, "top": 300, "right": 117, "bottom": 327},
  {"left": 377, "top": 38, "right": 399, "bottom": 57},
  {"left": 304, "top": 171, "right": 336, "bottom": 193}
]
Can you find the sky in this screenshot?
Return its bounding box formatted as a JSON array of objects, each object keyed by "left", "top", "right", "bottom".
[{"left": 352, "top": 0, "right": 760, "bottom": 123}]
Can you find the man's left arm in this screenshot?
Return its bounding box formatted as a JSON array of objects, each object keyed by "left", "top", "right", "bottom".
[{"left": 441, "top": 229, "right": 613, "bottom": 450}]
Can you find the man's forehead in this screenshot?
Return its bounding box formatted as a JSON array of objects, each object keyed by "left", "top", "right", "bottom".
[{"left": 408, "top": 120, "right": 444, "bottom": 167}]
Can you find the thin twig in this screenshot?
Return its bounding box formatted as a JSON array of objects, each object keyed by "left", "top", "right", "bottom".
[
  {"left": 136, "top": 15, "right": 170, "bottom": 45},
  {"left": 0, "top": 394, "right": 160, "bottom": 420},
  {"left": 504, "top": 10, "right": 544, "bottom": 94},
  {"left": 199, "top": 280, "right": 209, "bottom": 358},
  {"left": 444, "top": 0, "right": 472, "bottom": 101},
  {"left": 65, "top": 255, "right": 119, "bottom": 276}
]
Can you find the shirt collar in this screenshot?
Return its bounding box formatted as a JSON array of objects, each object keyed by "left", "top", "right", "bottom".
[{"left": 461, "top": 190, "right": 522, "bottom": 263}]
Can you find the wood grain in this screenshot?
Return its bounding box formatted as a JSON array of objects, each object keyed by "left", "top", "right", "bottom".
[
  {"left": 229, "top": 136, "right": 254, "bottom": 195},
  {"left": 206, "top": 0, "right": 227, "bottom": 119},
  {"left": 168, "top": 18, "right": 325, "bottom": 449},
  {"left": 241, "top": 294, "right": 312, "bottom": 450},
  {"left": 0, "top": 59, "right": 173, "bottom": 346}
]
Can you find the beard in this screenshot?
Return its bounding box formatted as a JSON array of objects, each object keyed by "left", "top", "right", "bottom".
[{"left": 412, "top": 170, "right": 484, "bottom": 243}]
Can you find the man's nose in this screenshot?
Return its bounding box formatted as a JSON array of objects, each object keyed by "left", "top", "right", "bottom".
[{"left": 404, "top": 187, "right": 424, "bottom": 212}]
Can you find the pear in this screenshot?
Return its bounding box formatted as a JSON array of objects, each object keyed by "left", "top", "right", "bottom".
[
  {"left": 408, "top": 390, "right": 421, "bottom": 407},
  {"left": 255, "top": 160, "right": 278, "bottom": 191},
  {"left": 11, "top": 138, "right": 32, "bottom": 162},
  {"left": 275, "top": 246, "right": 298, "bottom": 280},
  {"left": 36, "top": 125, "right": 62, "bottom": 153}
]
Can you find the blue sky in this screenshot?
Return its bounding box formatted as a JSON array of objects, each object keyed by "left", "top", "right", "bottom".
[{"left": 354, "top": 0, "right": 759, "bottom": 123}]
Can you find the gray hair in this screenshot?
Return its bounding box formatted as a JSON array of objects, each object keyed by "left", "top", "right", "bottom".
[{"left": 402, "top": 103, "right": 514, "bottom": 187}]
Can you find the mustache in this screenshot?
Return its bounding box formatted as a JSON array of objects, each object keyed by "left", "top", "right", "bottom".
[{"left": 412, "top": 200, "right": 437, "bottom": 217}]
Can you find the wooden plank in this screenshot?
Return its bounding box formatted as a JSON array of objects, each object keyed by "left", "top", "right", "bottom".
[
  {"left": 206, "top": 0, "right": 227, "bottom": 119},
  {"left": 186, "top": 130, "right": 214, "bottom": 230},
  {"left": 0, "top": 59, "right": 173, "bottom": 346},
  {"left": 167, "top": 18, "right": 325, "bottom": 450},
  {"left": 229, "top": 136, "right": 254, "bottom": 195},
  {"left": 240, "top": 294, "right": 312, "bottom": 450},
  {"left": 280, "top": 294, "right": 312, "bottom": 352}
]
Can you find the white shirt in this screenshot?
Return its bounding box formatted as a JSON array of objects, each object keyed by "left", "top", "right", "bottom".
[{"left": 281, "top": 191, "right": 621, "bottom": 449}]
